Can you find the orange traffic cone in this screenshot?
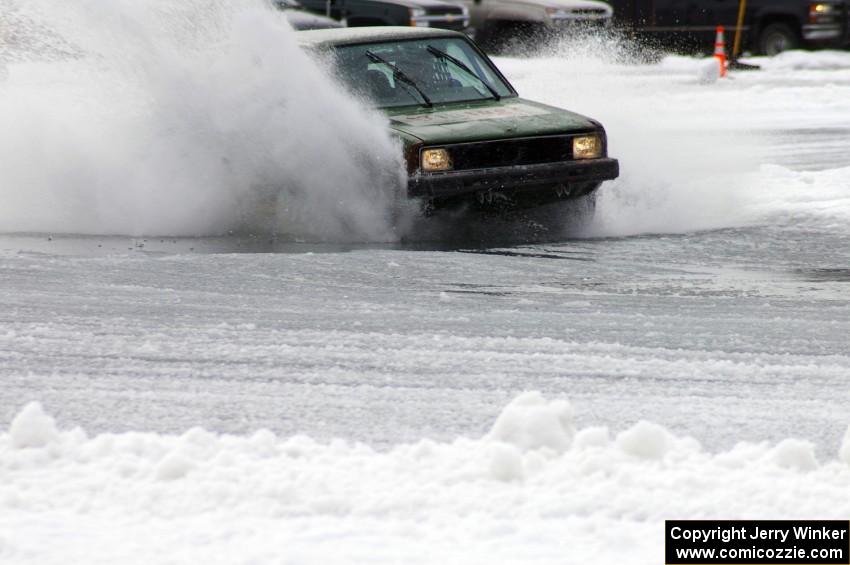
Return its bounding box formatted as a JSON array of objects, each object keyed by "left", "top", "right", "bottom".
[{"left": 714, "top": 25, "right": 727, "bottom": 78}]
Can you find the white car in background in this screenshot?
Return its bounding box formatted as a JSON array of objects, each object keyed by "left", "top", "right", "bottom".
[
  {"left": 459, "top": 0, "right": 613, "bottom": 50},
  {"left": 274, "top": 0, "right": 344, "bottom": 29}
]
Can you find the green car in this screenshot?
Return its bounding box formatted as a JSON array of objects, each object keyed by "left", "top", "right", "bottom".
[{"left": 298, "top": 27, "right": 618, "bottom": 212}]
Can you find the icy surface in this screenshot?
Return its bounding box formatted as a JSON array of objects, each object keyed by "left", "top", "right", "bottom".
[
  {"left": 0, "top": 42, "right": 848, "bottom": 451},
  {"left": 1, "top": 226, "right": 848, "bottom": 450}
]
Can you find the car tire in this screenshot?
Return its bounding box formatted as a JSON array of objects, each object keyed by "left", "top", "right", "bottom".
[{"left": 757, "top": 22, "right": 800, "bottom": 56}]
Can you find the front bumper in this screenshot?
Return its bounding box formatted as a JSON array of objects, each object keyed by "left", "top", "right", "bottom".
[
  {"left": 408, "top": 158, "right": 619, "bottom": 201},
  {"left": 410, "top": 14, "right": 470, "bottom": 31},
  {"left": 548, "top": 15, "right": 612, "bottom": 27},
  {"left": 802, "top": 22, "right": 844, "bottom": 41}
]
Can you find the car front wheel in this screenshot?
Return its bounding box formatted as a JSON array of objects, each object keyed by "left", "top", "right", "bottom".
[{"left": 757, "top": 22, "right": 800, "bottom": 56}]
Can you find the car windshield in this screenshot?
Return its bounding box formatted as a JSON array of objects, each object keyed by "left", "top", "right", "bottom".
[{"left": 333, "top": 38, "right": 514, "bottom": 108}]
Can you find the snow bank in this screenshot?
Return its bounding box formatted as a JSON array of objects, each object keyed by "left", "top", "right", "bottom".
[
  {"left": 1, "top": 395, "right": 849, "bottom": 565},
  {"left": 749, "top": 50, "right": 850, "bottom": 71}
]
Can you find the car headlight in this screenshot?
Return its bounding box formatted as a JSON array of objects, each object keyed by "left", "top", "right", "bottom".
[
  {"left": 809, "top": 2, "right": 838, "bottom": 22},
  {"left": 573, "top": 135, "right": 602, "bottom": 159},
  {"left": 545, "top": 7, "right": 571, "bottom": 19},
  {"left": 410, "top": 7, "right": 428, "bottom": 26},
  {"left": 810, "top": 2, "right": 835, "bottom": 14},
  {"left": 421, "top": 148, "right": 452, "bottom": 172}
]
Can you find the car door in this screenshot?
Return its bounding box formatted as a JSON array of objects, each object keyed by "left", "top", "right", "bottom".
[
  {"left": 642, "top": 0, "right": 739, "bottom": 48},
  {"left": 631, "top": 0, "right": 654, "bottom": 26},
  {"left": 693, "top": 0, "right": 741, "bottom": 27},
  {"left": 683, "top": 0, "right": 741, "bottom": 48}
]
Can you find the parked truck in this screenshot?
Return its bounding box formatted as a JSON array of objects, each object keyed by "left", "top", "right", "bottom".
[
  {"left": 604, "top": 0, "right": 850, "bottom": 55},
  {"left": 295, "top": 0, "right": 471, "bottom": 33},
  {"left": 457, "top": 0, "right": 613, "bottom": 50}
]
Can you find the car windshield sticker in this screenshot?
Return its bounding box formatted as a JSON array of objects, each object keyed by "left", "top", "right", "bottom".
[{"left": 392, "top": 103, "right": 549, "bottom": 126}]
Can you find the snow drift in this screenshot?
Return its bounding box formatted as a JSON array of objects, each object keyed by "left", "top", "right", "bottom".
[{"left": 2, "top": 395, "right": 849, "bottom": 565}]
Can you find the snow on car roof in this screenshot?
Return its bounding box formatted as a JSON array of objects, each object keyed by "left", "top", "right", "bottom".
[{"left": 295, "top": 26, "right": 463, "bottom": 49}]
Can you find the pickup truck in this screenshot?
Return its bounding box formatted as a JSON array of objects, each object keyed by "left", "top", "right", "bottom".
[
  {"left": 604, "top": 0, "right": 850, "bottom": 55},
  {"left": 295, "top": 0, "right": 471, "bottom": 33},
  {"left": 275, "top": 0, "right": 344, "bottom": 29},
  {"left": 459, "top": 0, "right": 613, "bottom": 51}
]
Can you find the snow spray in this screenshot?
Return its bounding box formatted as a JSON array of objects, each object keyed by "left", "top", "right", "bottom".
[
  {"left": 497, "top": 33, "right": 765, "bottom": 237},
  {"left": 0, "top": 0, "right": 405, "bottom": 241}
]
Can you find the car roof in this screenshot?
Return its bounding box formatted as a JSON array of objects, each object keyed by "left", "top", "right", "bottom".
[{"left": 295, "top": 27, "right": 465, "bottom": 49}]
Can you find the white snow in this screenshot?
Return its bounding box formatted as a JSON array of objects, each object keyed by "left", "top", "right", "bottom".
[
  {"left": 744, "top": 165, "right": 850, "bottom": 229},
  {"left": 1, "top": 397, "right": 849, "bottom": 564},
  {"left": 154, "top": 450, "right": 197, "bottom": 481},
  {"left": 488, "top": 442, "right": 526, "bottom": 481},
  {"left": 486, "top": 391, "right": 575, "bottom": 453},
  {"left": 770, "top": 439, "right": 818, "bottom": 472},
  {"left": 616, "top": 420, "right": 672, "bottom": 460},
  {"left": 8, "top": 401, "right": 58, "bottom": 448},
  {"left": 573, "top": 426, "right": 611, "bottom": 450},
  {"left": 839, "top": 426, "right": 850, "bottom": 465},
  {"left": 749, "top": 50, "right": 850, "bottom": 71}
]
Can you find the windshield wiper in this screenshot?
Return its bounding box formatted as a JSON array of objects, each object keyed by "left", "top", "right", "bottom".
[
  {"left": 426, "top": 45, "right": 501, "bottom": 101},
  {"left": 364, "top": 50, "right": 433, "bottom": 108}
]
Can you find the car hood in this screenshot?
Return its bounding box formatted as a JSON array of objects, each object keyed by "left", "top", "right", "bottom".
[{"left": 385, "top": 98, "right": 599, "bottom": 145}]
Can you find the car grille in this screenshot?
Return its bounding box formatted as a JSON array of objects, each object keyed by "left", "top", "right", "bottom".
[
  {"left": 572, "top": 8, "right": 609, "bottom": 16},
  {"left": 430, "top": 20, "right": 468, "bottom": 31},
  {"left": 425, "top": 6, "right": 465, "bottom": 16},
  {"left": 433, "top": 135, "right": 575, "bottom": 171},
  {"left": 424, "top": 7, "right": 468, "bottom": 31}
]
